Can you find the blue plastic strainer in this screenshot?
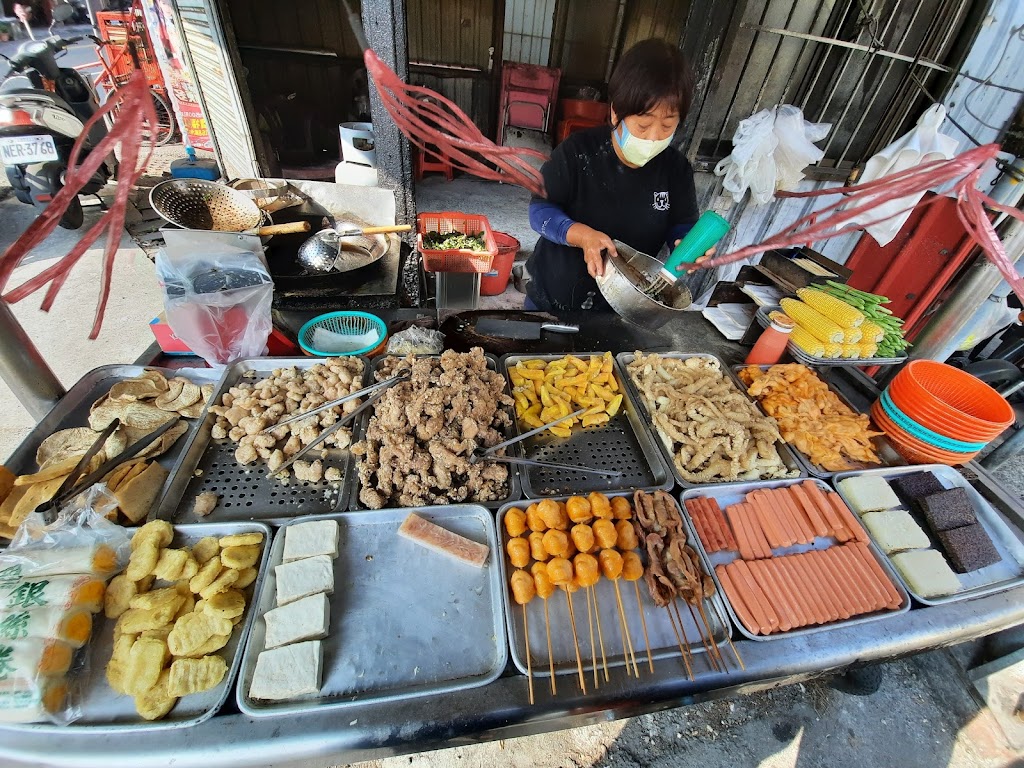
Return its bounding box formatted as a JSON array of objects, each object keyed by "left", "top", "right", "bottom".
[{"left": 298, "top": 311, "right": 386, "bottom": 357}]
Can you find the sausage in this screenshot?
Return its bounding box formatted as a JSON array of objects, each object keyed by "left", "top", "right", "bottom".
[
  {"left": 822, "top": 547, "right": 871, "bottom": 614},
  {"left": 504, "top": 507, "right": 527, "bottom": 538},
  {"left": 803, "top": 481, "right": 849, "bottom": 541},
  {"left": 781, "top": 489, "right": 814, "bottom": 543},
  {"left": 597, "top": 549, "right": 623, "bottom": 580},
  {"left": 546, "top": 557, "right": 573, "bottom": 585},
  {"left": 684, "top": 499, "right": 714, "bottom": 552},
  {"left": 770, "top": 556, "right": 814, "bottom": 627},
  {"left": 725, "top": 504, "right": 755, "bottom": 561},
  {"left": 588, "top": 492, "right": 613, "bottom": 519},
  {"left": 806, "top": 549, "right": 852, "bottom": 619},
  {"left": 759, "top": 490, "right": 795, "bottom": 548},
  {"left": 789, "top": 485, "right": 830, "bottom": 539},
  {"left": 615, "top": 519, "right": 639, "bottom": 551},
  {"left": 728, "top": 560, "right": 777, "bottom": 634},
  {"left": 542, "top": 529, "right": 570, "bottom": 558},
  {"left": 566, "top": 496, "right": 593, "bottom": 524},
  {"left": 762, "top": 558, "right": 807, "bottom": 629},
  {"left": 828, "top": 492, "right": 869, "bottom": 545},
  {"left": 528, "top": 531, "right": 549, "bottom": 562},
  {"left": 592, "top": 519, "right": 618, "bottom": 550},
  {"left": 526, "top": 503, "right": 547, "bottom": 533},
  {"left": 748, "top": 492, "right": 784, "bottom": 550},
  {"left": 610, "top": 496, "right": 632, "bottom": 520},
  {"left": 816, "top": 547, "right": 863, "bottom": 616},
  {"left": 744, "top": 504, "right": 773, "bottom": 559},
  {"left": 510, "top": 570, "right": 535, "bottom": 605},
  {"left": 621, "top": 551, "right": 643, "bottom": 581},
  {"left": 850, "top": 543, "right": 902, "bottom": 609},
  {"left": 747, "top": 559, "right": 795, "bottom": 631},
  {"left": 700, "top": 498, "right": 728, "bottom": 552},
  {"left": 708, "top": 498, "right": 738, "bottom": 551},
  {"left": 837, "top": 545, "right": 889, "bottom": 611},
  {"left": 800, "top": 550, "right": 846, "bottom": 621},
  {"left": 716, "top": 564, "right": 761, "bottom": 635},
  {"left": 769, "top": 488, "right": 807, "bottom": 545},
  {"left": 506, "top": 538, "right": 531, "bottom": 569},
  {"left": 537, "top": 499, "right": 563, "bottom": 530},
  {"left": 573, "top": 553, "right": 600, "bottom": 587},
  {"left": 570, "top": 524, "right": 595, "bottom": 554},
  {"left": 791, "top": 553, "right": 835, "bottom": 623},
  {"left": 531, "top": 562, "right": 556, "bottom": 599}
]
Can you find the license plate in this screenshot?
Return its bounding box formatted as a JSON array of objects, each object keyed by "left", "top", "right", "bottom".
[{"left": 0, "top": 135, "right": 59, "bottom": 165}]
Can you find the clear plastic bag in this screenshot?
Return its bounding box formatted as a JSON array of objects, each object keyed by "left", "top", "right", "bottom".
[
  {"left": 386, "top": 326, "right": 445, "bottom": 355},
  {"left": 773, "top": 105, "right": 831, "bottom": 191},
  {"left": 155, "top": 231, "right": 274, "bottom": 366},
  {"left": 0, "top": 486, "right": 130, "bottom": 725}
]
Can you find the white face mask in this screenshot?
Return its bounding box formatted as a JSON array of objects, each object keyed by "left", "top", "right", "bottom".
[{"left": 614, "top": 122, "right": 673, "bottom": 166}]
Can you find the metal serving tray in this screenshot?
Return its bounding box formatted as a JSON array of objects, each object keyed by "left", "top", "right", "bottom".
[
  {"left": 496, "top": 494, "right": 733, "bottom": 681},
  {"left": 617, "top": 352, "right": 805, "bottom": 489},
  {"left": 2, "top": 365, "right": 221, "bottom": 526},
  {"left": 732, "top": 363, "right": 905, "bottom": 479},
  {"left": 832, "top": 466, "right": 1024, "bottom": 606},
  {"left": 500, "top": 354, "right": 672, "bottom": 499},
  {"left": 681, "top": 478, "right": 910, "bottom": 642},
  {"left": 754, "top": 305, "right": 908, "bottom": 366},
  {"left": 1, "top": 521, "right": 272, "bottom": 733},
  {"left": 157, "top": 358, "right": 368, "bottom": 525},
  {"left": 347, "top": 353, "right": 522, "bottom": 510},
  {"left": 237, "top": 505, "right": 506, "bottom": 717}
]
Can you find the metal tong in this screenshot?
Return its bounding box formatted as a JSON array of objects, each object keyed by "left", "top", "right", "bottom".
[
  {"left": 472, "top": 408, "right": 623, "bottom": 478},
  {"left": 259, "top": 371, "right": 410, "bottom": 434}
]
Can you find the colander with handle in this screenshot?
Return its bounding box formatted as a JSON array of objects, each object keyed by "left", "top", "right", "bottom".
[{"left": 149, "top": 179, "right": 311, "bottom": 236}]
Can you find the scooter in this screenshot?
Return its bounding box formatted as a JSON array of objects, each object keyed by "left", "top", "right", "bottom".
[{"left": 0, "top": 35, "right": 116, "bottom": 229}]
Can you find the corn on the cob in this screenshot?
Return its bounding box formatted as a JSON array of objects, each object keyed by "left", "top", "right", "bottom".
[
  {"left": 857, "top": 342, "right": 878, "bottom": 358},
  {"left": 822, "top": 342, "right": 843, "bottom": 359},
  {"left": 790, "top": 326, "right": 825, "bottom": 357},
  {"left": 841, "top": 326, "right": 863, "bottom": 344},
  {"left": 839, "top": 344, "right": 860, "bottom": 359},
  {"left": 859, "top": 320, "right": 884, "bottom": 343},
  {"left": 780, "top": 298, "right": 844, "bottom": 343},
  {"left": 797, "top": 287, "right": 865, "bottom": 328}
]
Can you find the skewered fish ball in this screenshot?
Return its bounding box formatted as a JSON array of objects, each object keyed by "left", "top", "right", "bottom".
[
  {"left": 570, "top": 523, "right": 595, "bottom": 554},
  {"left": 506, "top": 537, "right": 531, "bottom": 569},
  {"left": 537, "top": 499, "right": 562, "bottom": 529},
  {"left": 510, "top": 570, "right": 536, "bottom": 605},
  {"left": 615, "top": 519, "right": 639, "bottom": 551},
  {"left": 592, "top": 519, "right": 618, "bottom": 550},
  {"left": 598, "top": 549, "right": 623, "bottom": 580},
  {"left": 566, "top": 496, "right": 593, "bottom": 524},
  {"left": 589, "top": 492, "right": 613, "bottom": 519},
  {"left": 621, "top": 551, "right": 644, "bottom": 581},
  {"left": 531, "top": 563, "right": 556, "bottom": 599},
  {"left": 564, "top": 578, "right": 581, "bottom": 593},
  {"left": 546, "top": 557, "right": 573, "bottom": 585},
  {"left": 504, "top": 507, "right": 527, "bottom": 538},
  {"left": 573, "top": 553, "right": 600, "bottom": 587},
  {"left": 542, "top": 529, "right": 570, "bottom": 558},
  {"left": 610, "top": 496, "right": 633, "bottom": 520},
  {"left": 526, "top": 503, "right": 546, "bottom": 532},
  {"left": 555, "top": 502, "right": 570, "bottom": 530},
  {"left": 528, "top": 531, "right": 549, "bottom": 562}
]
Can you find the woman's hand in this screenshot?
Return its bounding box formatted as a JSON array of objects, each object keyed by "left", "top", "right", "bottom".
[
  {"left": 567, "top": 223, "right": 617, "bottom": 278},
  {"left": 672, "top": 245, "right": 716, "bottom": 273}
]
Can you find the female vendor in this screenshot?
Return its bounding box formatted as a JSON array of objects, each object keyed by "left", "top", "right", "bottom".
[{"left": 525, "top": 39, "right": 706, "bottom": 311}]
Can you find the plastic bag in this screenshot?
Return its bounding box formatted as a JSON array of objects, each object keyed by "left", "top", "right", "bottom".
[
  {"left": 715, "top": 105, "right": 831, "bottom": 205},
  {"left": 386, "top": 326, "right": 445, "bottom": 355},
  {"left": 0, "top": 486, "right": 130, "bottom": 725},
  {"left": 155, "top": 230, "right": 274, "bottom": 366}
]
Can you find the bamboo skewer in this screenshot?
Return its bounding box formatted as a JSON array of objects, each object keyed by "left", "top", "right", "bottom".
[
  {"left": 665, "top": 605, "right": 693, "bottom": 680},
  {"left": 564, "top": 589, "right": 587, "bottom": 693},
  {"left": 633, "top": 580, "right": 655, "bottom": 674},
  {"left": 592, "top": 587, "right": 611, "bottom": 683},
  {"left": 522, "top": 602, "right": 534, "bottom": 705},
  {"left": 681, "top": 600, "right": 720, "bottom": 673},
  {"left": 695, "top": 598, "right": 728, "bottom": 672},
  {"left": 543, "top": 598, "right": 557, "bottom": 695},
  {"left": 612, "top": 580, "right": 640, "bottom": 677},
  {"left": 708, "top": 597, "right": 745, "bottom": 671},
  {"left": 585, "top": 586, "right": 599, "bottom": 690}
]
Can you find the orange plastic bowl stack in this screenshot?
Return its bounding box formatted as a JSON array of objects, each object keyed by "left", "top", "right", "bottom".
[{"left": 869, "top": 401, "right": 978, "bottom": 466}]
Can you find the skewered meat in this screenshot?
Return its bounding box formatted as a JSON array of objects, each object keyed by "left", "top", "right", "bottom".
[
  {"left": 592, "top": 519, "right": 617, "bottom": 550},
  {"left": 589, "top": 492, "right": 613, "bottom": 519},
  {"left": 528, "top": 531, "right": 549, "bottom": 562},
  {"left": 510, "top": 570, "right": 535, "bottom": 605},
  {"left": 531, "top": 563, "right": 556, "bottom": 599},
  {"left": 610, "top": 496, "right": 632, "bottom": 520},
  {"left": 504, "top": 508, "right": 527, "bottom": 538},
  {"left": 566, "top": 496, "right": 593, "bottom": 524},
  {"left": 506, "top": 538, "right": 531, "bottom": 569},
  {"left": 573, "top": 553, "right": 600, "bottom": 587},
  {"left": 570, "top": 524, "right": 595, "bottom": 554}
]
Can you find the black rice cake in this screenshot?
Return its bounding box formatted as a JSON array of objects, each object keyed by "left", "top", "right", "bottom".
[
  {"left": 920, "top": 487, "right": 978, "bottom": 532},
  {"left": 936, "top": 523, "right": 1000, "bottom": 573},
  {"left": 891, "top": 471, "right": 946, "bottom": 504}
]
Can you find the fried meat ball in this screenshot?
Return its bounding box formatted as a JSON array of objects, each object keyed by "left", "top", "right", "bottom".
[
  {"left": 610, "top": 496, "right": 632, "bottom": 520},
  {"left": 566, "top": 496, "right": 593, "bottom": 524},
  {"left": 504, "top": 508, "right": 527, "bottom": 538},
  {"left": 542, "top": 529, "right": 569, "bottom": 558},
  {"left": 510, "top": 570, "right": 536, "bottom": 605},
  {"left": 598, "top": 549, "right": 623, "bottom": 580},
  {"left": 592, "top": 519, "right": 618, "bottom": 550},
  {"left": 570, "top": 524, "right": 595, "bottom": 554},
  {"left": 506, "top": 538, "right": 530, "bottom": 569},
  {"left": 615, "top": 519, "right": 639, "bottom": 551},
  {"left": 589, "top": 492, "right": 613, "bottom": 519},
  {"left": 528, "top": 532, "right": 549, "bottom": 562},
  {"left": 621, "top": 551, "right": 644, "bottom": 581}
]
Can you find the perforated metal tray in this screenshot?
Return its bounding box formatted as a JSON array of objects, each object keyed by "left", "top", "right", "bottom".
[
  {"left": 732, "top": 363, "right": 906, "bottom": 479},
  {"left": 500, "top": 354, "right": 672, "bottom": 499},
  {"left": 347, "top": 353, "right": 522, "bottom": 510},
  {"left": 157, "top": 358, "right": 368, "bottom": 524},
  {"left": 617, "top": 352, "right": 804, "bottom": 489}
]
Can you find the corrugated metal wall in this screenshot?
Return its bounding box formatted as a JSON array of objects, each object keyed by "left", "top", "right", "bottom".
[
  {"left": 408, "top": 0, "right": 494, "bottom": 68},
  {"left": 174, "top": 0, "right": 259, "bottom": 178},
  {"left": 502, "top": 0, "right": 556, "bottom": 65}
]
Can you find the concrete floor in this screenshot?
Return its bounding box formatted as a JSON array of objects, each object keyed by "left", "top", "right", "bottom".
[{"left": 0, "top": 170, "right": 1021, "bottom": 767}]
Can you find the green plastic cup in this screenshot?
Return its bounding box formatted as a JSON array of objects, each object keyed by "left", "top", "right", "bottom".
[{"left": 660, "top": 210, "right": 730, "bottom": 281}]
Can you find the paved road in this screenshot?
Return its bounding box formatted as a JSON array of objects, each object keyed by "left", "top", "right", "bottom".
[{"left": 0, "top": 23, "right": 100, "bottom": 81}]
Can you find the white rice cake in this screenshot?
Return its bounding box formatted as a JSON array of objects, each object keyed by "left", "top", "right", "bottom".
[
  {"left": 837, "top": 475, "right": 901, "bottom": 514},
  {"left": 861, "top": 510, "right": 930, "bottom": 554},
  {"left": 275, "top": 555, "right": 334, "bottom": 606},
  {"left": 891, "top": 549, "right": 961, "bottom": 598},
  {"left": 282, "top": 520, "right": 340, "bottom": 562},
  {"left": 249, "top": 640, "right": 323, "bottom": 701},
  {"left": 263, "top": 593, "right": 330, "bottom": 649}
]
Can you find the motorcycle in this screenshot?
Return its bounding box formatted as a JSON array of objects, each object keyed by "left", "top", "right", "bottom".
[{"left": 0, "top": 35, "right": 116, "bottom": 229}]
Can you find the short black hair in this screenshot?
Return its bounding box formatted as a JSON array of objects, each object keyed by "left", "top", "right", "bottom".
[{"left": 608, "top": 39, "right": 694, "bottom": 122}]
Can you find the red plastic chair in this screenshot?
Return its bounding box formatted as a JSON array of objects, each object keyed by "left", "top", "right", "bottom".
[
  {"left": 414, "top": 145, "right": 454, "bottom": 182},
  {"left": 498, "top": 62, "right": 561, "bottom": 145}
]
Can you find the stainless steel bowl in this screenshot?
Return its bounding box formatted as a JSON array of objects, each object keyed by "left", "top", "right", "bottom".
[{"left": 595, "top": 240, "right": 691, "bottom": 330}]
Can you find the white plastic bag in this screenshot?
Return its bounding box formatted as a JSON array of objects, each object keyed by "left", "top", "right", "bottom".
[
  {"left": 155, "top": 231, "right": 274, "bottom": 366},
  {"left": 715, "top": 105, "right": 831, "bottom": 205}
]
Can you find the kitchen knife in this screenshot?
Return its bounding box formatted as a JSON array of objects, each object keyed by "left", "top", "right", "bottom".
[{"left": 474, "top": 318, "right": 579, "bottom": 340}]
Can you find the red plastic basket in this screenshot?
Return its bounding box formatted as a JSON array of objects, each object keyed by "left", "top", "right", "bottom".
[{"left": 417, "top": 211, "right": 498, "bottom": 273}]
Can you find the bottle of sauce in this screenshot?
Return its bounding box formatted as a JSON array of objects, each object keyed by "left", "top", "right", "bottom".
[{"left": 746, "top": 311, "right": 794, "bottom": 365}]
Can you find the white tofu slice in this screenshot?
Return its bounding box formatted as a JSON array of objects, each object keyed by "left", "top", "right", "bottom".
[
  {"left": 263, "top": 593, "right": 330, "bottom": 649},
  {"left": 282, "top": 520, "right": 340, "bottom": 562},
  {"left": 274, "top": 555, "right": 334, "bottom": 606},
  {"left": 248, "top": 640, "right": 323, "bottom": 701}
]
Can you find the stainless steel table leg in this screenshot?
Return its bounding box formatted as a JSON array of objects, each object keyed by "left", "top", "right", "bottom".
[{"left": 0, "top": 300, "right": 65, "bottom": 421}]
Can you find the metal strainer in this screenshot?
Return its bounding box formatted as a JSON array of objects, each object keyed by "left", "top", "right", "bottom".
[{"left": 149, "top": 179, "right": 267, "bottom": 232}]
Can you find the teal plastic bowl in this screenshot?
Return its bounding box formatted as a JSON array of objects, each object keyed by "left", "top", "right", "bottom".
[{"left": 298, "top": 311, "right": 386, "bottom": 357}]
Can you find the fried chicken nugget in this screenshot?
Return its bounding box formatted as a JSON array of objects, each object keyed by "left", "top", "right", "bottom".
[
  {"left": 167, "top": 612, "right": 233, "bottom": 657},
  {"left": 189, "top": 556, "right": 222, "bottom": 595},
  {"left": 125, "top": 637, "right": 169, "bottom": 696},
  {"left": 203, "top": 588, "right": 245, "bottom": 620},
  {"left": 199, "top": 568, "right": 240, "bottom": 601},
  {"left": 232, "top": 567, "right": 258, "bottom": 590},
  {"left": 135, "top": 670, "right": 177, "bottom": 721},
  {"left": 126, "top": 541, "right": 160, "bottom": 581},
  {"left": 104, "top": 574, "right": 137, "bottom": 619},
  {"left": 131, "top": 520, "right": 173, "bottom": 551},
  {"left": 168, "top": 656, "right": 227, "bottom": 697},
  {"left": 219, "top": 532, "right": 264, "bottom": 548},
  {"left": 220, "top": 544, "right": 259, "bottom": 570},
  {"left": 190, "top": 536, "right": 220, "bottom": 566}
]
